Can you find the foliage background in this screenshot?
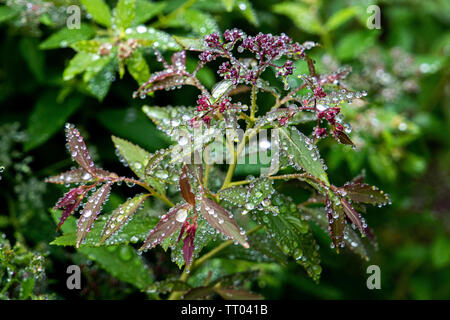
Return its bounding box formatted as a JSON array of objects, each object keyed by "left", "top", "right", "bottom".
[{"left": 0, "top": 0, "right": 449, "bottom": 299}]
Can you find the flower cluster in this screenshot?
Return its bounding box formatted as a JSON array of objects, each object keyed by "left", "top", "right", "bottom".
[{"left": 194, "top": 95, "right": 232, "bottom": 125}]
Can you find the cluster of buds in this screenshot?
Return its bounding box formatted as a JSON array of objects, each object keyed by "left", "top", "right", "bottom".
[
  {"left": 277, "top": 60, "right": 294, "bottom": 77},
  {"left": 193, "top": 95, "right": 232, "bottom": 126},
  {"left": 118, "top": 39, "right": 139, "bottom": 60},
  {"left": 218, "top": 62, "right": 241, "bottom": 85},
  {"left": 313, "top": 86, "right": 327, "bottom": 98},
  {"left": 98, "top": 43, "right": 112, "bottom": 56},
  {"left": 240, "top": 32, "right": 304, "bottom": 62}
]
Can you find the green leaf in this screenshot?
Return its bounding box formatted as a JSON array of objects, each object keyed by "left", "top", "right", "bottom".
[
  {"left": 25, "top": 92, "right": 84, "bottom": 151},
  {"left": 179, "top": 9, "right": 219, "bottom": 36},
  {"left": 142, "top": 105, "right": 196, "bottom": 136},
  {"left": 125, "top": 27, "right": 180, "bottom": 51},
  {"left": 336, "top": 31, "right": 378, "bottom": 60},
  {"left": 81, "top": 0, "right": 112, "bottom": 27},
  {"left": 39, "top": 24, "right": 95, "bottom": 50},
  {"left": 86, "top": 58, "right": 116, "bottom": 101},
  {"left": 253, "top": 193, "right": 321, "bottom": 282},
  {"left": 172, "top": 36, "right": 208, "bottom": 51},
  {"left": 218, "top": 178, "right": 275, "bottom": 208},
  {"left": 272, "top": 2, "right": 321, "bottom": 34},
  {"left": 126, "top": 49, "right": 150, "bottom": 84},
  {"left": 115, "top": 0, "right": 136, "bottom": 30},
  {"left": 325, "top": 6, "right": 358, "bottom": 31},
  {"left": 100, "top": 194, "right": 149, "bottom": 244},
  {"left": 19, "top": 38, "right": 45, "bottom": 82},
  {"left": 133, "top": 0, "right": 166, "bottom": 25},
  {"left": 221, "top": 0, "right": 235, "bottom": 12},
  {"left": 0, "top": 6, "right": 18, "bottom": 23},
  {"left": 70, "top": 39, "right": 103, "bottom": 53},
  {"left": 79, "top": 245, "right": 152, "bottom": 289},
  {"left": 278, "top": 126, "right": 329, "bottom": 184},
  {"left": 63, "top": 52, "right": 96, "bottom": 81},
  {"left": 112, "top": 135, "right": 151, "bottom": 179}
]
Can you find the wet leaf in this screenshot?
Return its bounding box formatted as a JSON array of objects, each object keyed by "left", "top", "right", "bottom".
[
  {"left": 81, "top": 0, "right": 112, "bottom": 27},
  {"left": 76, "top": 182, "right": 112, "bottom": 247},
  {"left": 180, "top": 166, "right": 196, "bottom": 205},
  {"left": 39, "top": 24, "right": 95, "bottom": 50},
  {"left": 65, "top": 123, "right": 96, "bottom": 175},
  {"left": 54, "top": 187, "right": 87, "bottom": 231},
  {"left": 114, "top": 0, "right": 136, "bottom": 30},
  {"left": 100, "top": 194, "right": 149, "bottom": 244},
  {"left": 126, "top": 49, "right": 150, "bottom": 84},
  {"left": 342, "top": 183, "right": 391, "bottom": 206},
  {"left": 201, "top": 197, "right": 249, "bottom": 248},
  {"left": 279, "top": 126, "right": 329, "bottom": 184},
  {"left": 140, "top": 203, "right": 191, "bottom": 251},
  {"left": 112, "top": 135, "right": 151, "bottom": 178}
]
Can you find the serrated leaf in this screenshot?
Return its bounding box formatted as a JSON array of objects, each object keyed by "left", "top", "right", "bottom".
[
  {"left": 54, "top": 187, "right": 87, "bottom": 231},
  {"left": 39, "top": 24, "right": 95, "bottom": 50},
  {"left": 126, "top": 49, "right": 150, "bottom": 84},
  {"left": 65, "top": 123, "right": 96, "bottom": 174},
  {"left": 115, "top": 0, "right": 136, "bottom": 30},
  {"left": 112, "top": 135, "right": 151, "bottom": 178},
  {"left": 201, "top": 197, "right": 249, "bottom": 248},
  {"left": 81, "top": 0, "right": 112, "bottom": 27},
  {"left": 253, "top": 193, "right": 321, "bottom": 281},
  {"left": 100, "top": 194, "right": 149, "bottom": 244},
  {"left": 45, "top": 168, "right": 117, "bottom": 185},
  {"left": 278, "top": 126, "right": 329, "bottom": 184},
  {"left": 218, "top": 178, "right": 275, "bottom": 208},
  {"left": 140, "top": 203, "right": 190, "bottom": 251},
  {"left": 142, "top": 105, "right": 196, "bottom": 135},
  {"left": 302, "top": 206, "right": 369, "bottom": 260},
  {"left": 76, "top": 182, "right": 112, "bottom": 247},
  {"left": 326, "top": 197, "right": 346, "bottom": 249},
  {"left": 341, "top": 198, "right": 367, "bottom": 238},
  {"left": 334, "top": 130, "right": 354, "bottom": 146},
  {"left": 70, "top": 39, "right": 103, "bottom": 53},
  {"left": 180, "top": 166, "right": 196, "bottom": 205},
  {"left": 342, "top": 183, "right": 391, "bottom": 206}
]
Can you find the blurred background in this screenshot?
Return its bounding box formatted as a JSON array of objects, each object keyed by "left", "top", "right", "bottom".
[{"left": 0, "top": 0, "right": 449, "bottom": 299}]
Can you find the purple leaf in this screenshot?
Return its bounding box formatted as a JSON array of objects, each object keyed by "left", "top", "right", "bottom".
[
  {"left": 334, "top": 130, "right": 354, "bottom": 146},
  {"left": 171, "top": 51, "right": 186, "bottom": 70},
  {"left": 45, "top": 168, "right": 118, "bottom": 185},
  {"left": 325, "top": 197, "right": 346, "bottom": 250},
  {"left": 76, "top": 182, "right": 112, "bottom": 248},
  {"left": 139, "top": 203, "right": 191, "bottom": 251},
  {"left": 65, "top": 123, "right": 96, "bottom": 175},
  {"left": 214, "top": 287, "right": 264, "bottom": 300},
  {"left": 341, "top": 183, "right": 391, "bottom": 206},
  {"left": 201, "top": 197, "right": 249, "bottom": 248},
  {"left": 182, "top": 224, "right": 196, "bottom": 267},
  {"left": 341, "top": 198, "right": 368, "bottom": 237},
  {"left": 179, "top": 166, "right": 196, "bottom": 206},
  {"left": 54, "top": 186, "right": 88, "bottom": 231},
  {"left": 100, "top": 194, "right": 149, "bottom": 244}
]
